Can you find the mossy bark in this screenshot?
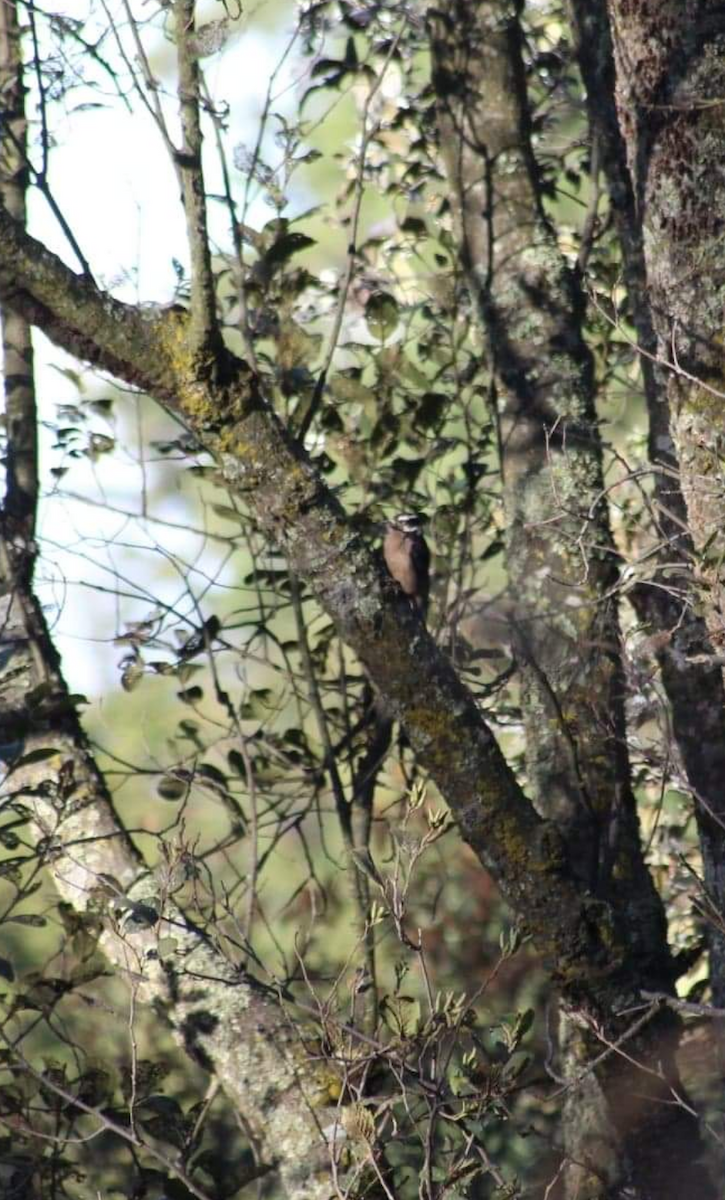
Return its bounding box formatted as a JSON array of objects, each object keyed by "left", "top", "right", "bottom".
[
  {"left": 607, "top": 0, "right": 725, "bottom": 1030},
  {"left": 429, "top": 2, "right": 714, "bottom": 1195},
  {"left": 570, "top": 0, "right": 725, "bottom": 1013},
  {"left": 0, "top": 29, "right": 715, "bottom": 1187}
]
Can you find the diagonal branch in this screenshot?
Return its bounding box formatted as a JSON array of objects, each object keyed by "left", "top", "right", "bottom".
[
  {"left": 0, "top": 200, "right": 623, "bottom": 1001},
  {"left": 0, "top": 35, "right": 713, "bottom": 1190}
]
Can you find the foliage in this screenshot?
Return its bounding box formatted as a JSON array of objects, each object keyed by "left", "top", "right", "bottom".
[{"left": 1, "top": 1, "right": 724, "bottom": 1198}]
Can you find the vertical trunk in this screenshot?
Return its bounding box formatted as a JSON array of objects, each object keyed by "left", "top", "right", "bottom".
[
  {"left": 602, "top": 0, "right": 725, "bottom": 1005},
  {"left": 0, "top": 0, "right": 37, "bottom": 581},
  {"left": 429, "top": 3, "right": 713, "bottom": 1194}
]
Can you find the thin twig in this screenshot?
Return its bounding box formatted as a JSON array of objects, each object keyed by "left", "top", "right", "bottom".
[{"left": 296, "top": 19, "right": 408, "bottom": 442}]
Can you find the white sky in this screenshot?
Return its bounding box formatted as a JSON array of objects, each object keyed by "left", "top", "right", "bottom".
[{"left": 26, "top": 1, "right": 303, "bottom": 696}]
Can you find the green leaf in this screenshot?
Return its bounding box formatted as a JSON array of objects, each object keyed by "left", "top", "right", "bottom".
[
  {"left": 11, "top": 747, "right": 58, "bottom": 768},
  {"left": 197, "top": 762, "right": 229, "bottom": 789},
  {"left": 365, "top": 292, "right": 399, "bottom": 341},
  {"left": 263, "top": 232, "right": 316, "bottom": 270},
  {"left": 121, "top": 660, "right": 145, "bottom": 692},
  {"left": 401, "top": 216, "right": 428, "bottom": 236},
  {"left": 212, "top": 504, "right": 242, "bottom": 522},
  {"left": 239, "top": 688, "right": 274, "bottom": 719},
  {"left": 157, "top": 774, "right": 189, "bottom": 801},
  {"left": 343, "top": 35, "right": 358, "bottom": 67},
  {"left": 414, "top": 391, "right": 448, "bottom": 429},
  {"left": 227, "top": 749, "right": 247, "bottom": 779}
]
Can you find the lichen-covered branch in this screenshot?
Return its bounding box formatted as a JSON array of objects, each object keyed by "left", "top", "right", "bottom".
[
  {"left": 0, "top": 198, "right": 632, "bottom": 999},
  {"left": 173, "top": 0, "right": 223, "bottom": 362},
  {"left": 0, "top": 13, "right": 331, "bottom": 1191},
  {"left": 0, "top": 144, "right": 713, "bottom": 1197}
]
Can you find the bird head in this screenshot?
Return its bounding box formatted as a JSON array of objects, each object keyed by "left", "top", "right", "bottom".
[{"left": 389, "top": 511, "right": 428, "bottom": 534}]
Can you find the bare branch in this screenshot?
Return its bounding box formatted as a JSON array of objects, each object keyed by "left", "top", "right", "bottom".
[{"left": 173, "top": 0, "right": 223, "bottom": 361}]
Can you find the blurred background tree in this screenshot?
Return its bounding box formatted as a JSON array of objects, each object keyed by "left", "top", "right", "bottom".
[{"left": 1, "top": 1, "right": 724, "bottom": 1198}]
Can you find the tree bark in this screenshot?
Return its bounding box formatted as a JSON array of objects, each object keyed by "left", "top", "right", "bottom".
[
  {"left": 0, "top": 0, "right": 36, "bottom": 578},
  {"left": 429, "top": 2, "right": 715, "bottom": 1195},
  {"left": 0, "top": 2, "right": 718, "bottom": 1189},
  {"left": 570, "top": 0, "right": 725, "bottom": 1013}
]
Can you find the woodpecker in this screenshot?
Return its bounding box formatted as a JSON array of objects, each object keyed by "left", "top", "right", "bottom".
[{"left": 383, "top": 512, "right": 430, "bottom": 620}]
